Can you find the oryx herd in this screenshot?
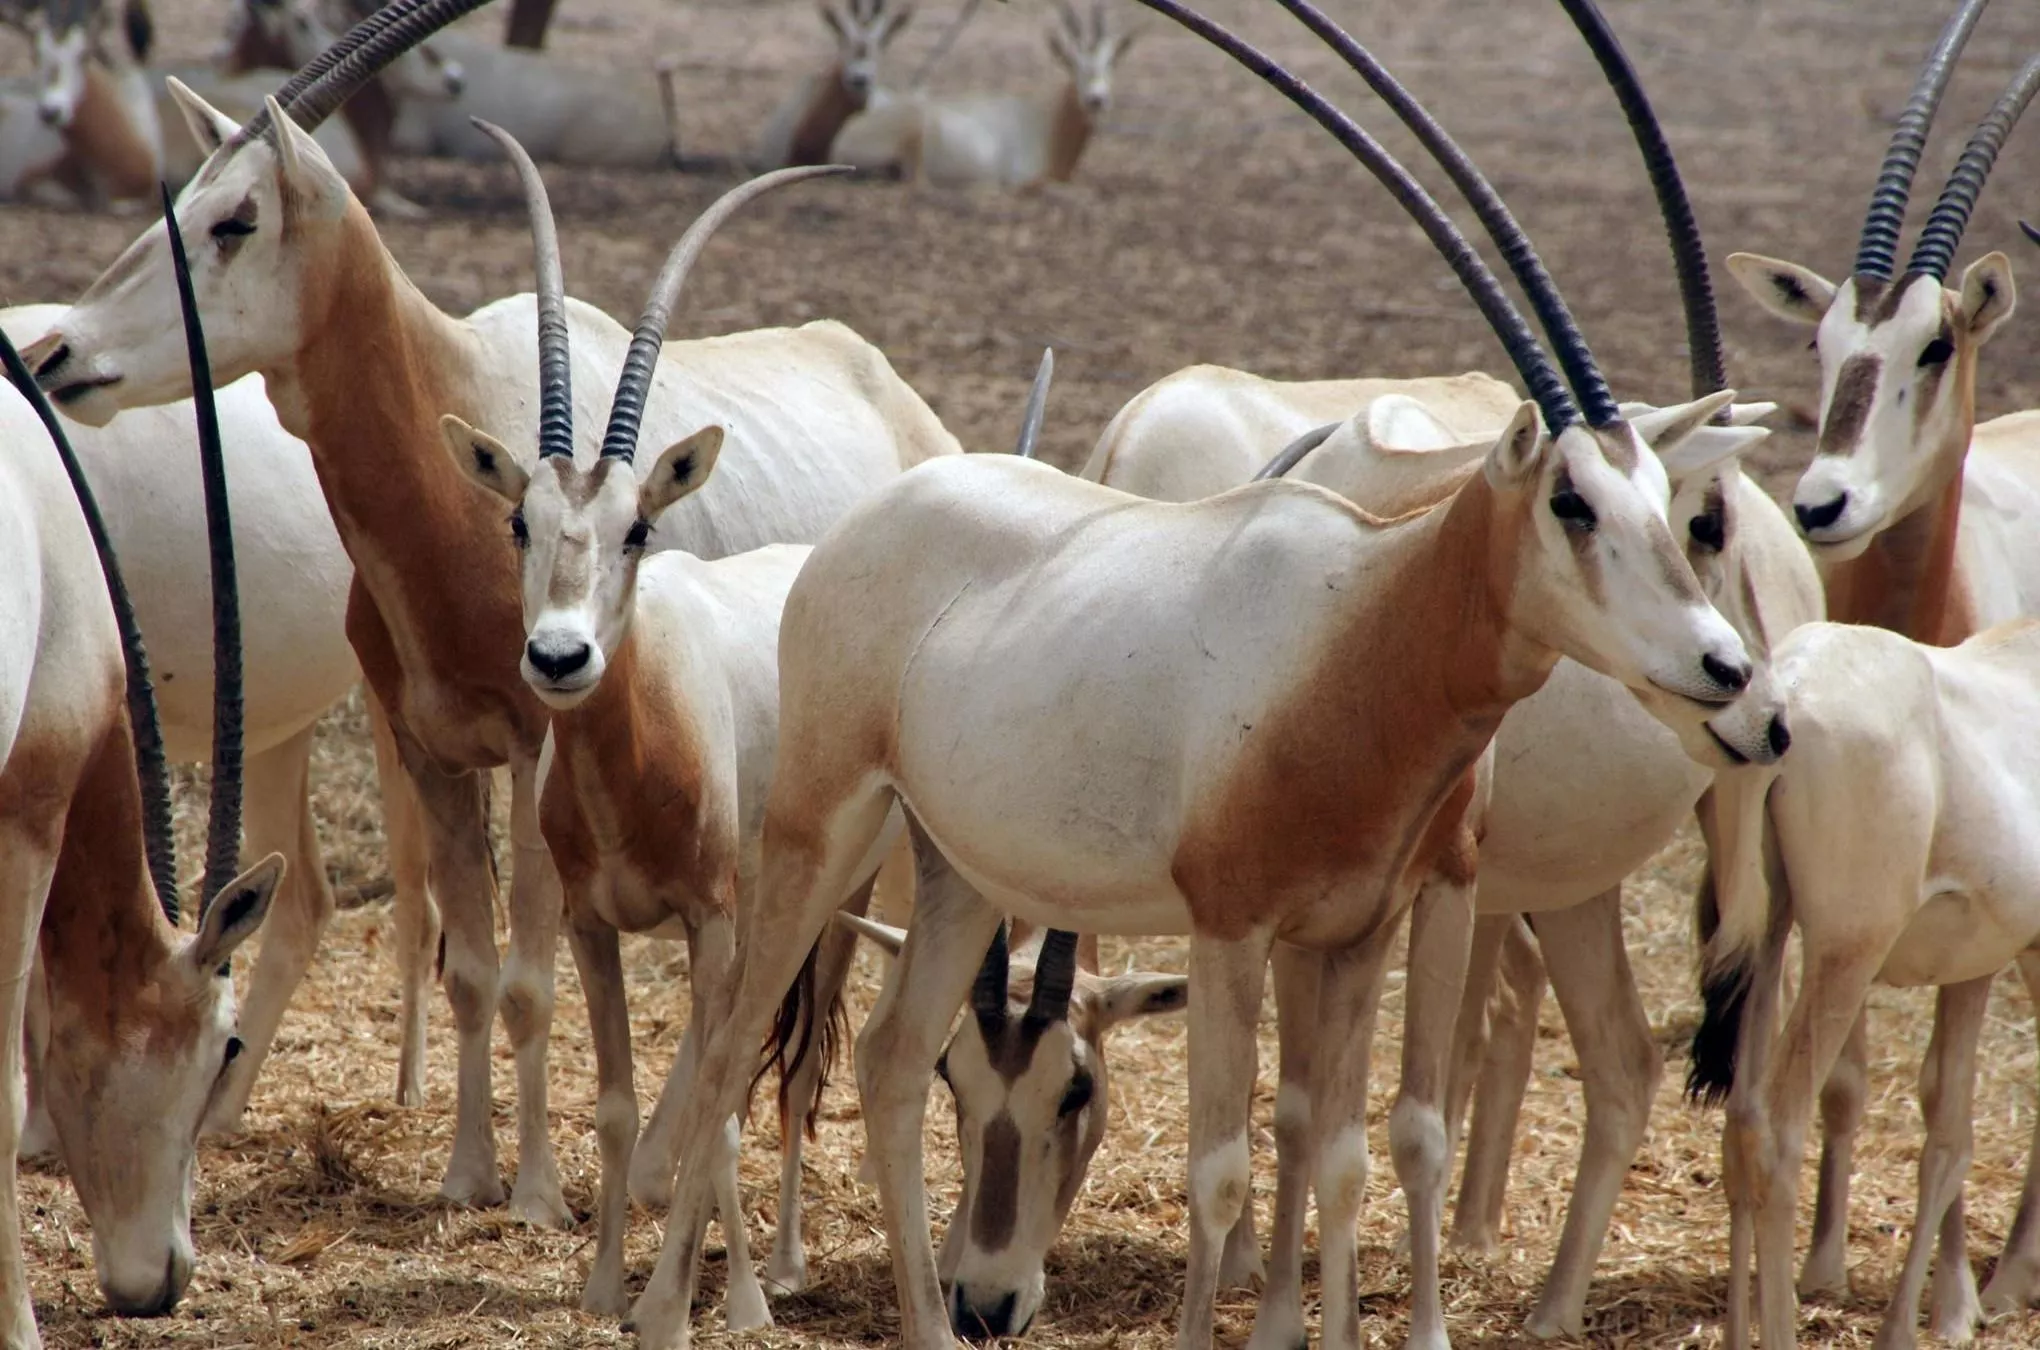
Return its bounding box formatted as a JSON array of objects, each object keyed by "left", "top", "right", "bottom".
[{"left": 5, "top": 0, "right": 2040, "bottom": 1347}]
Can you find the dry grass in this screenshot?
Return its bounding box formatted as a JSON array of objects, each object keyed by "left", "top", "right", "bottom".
[{"left": 11, "top": 0, "right": 2040, "bottom": 1344}]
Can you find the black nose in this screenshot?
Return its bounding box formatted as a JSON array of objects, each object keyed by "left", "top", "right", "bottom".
[
  {"left": 951, "top": 1286, "right": 1019, "bottom": 1340},
  {"left": 525, "top": 639, "right": 591, "bottom": 682},
  {"left": 1767, "top": 713, "right": 1791, "bottom": 759},
  {"left": 105, "top": 1251, "right": 189, "bottom": 1318},
  {"left": 1794, "top": 494, "right": 1848, "bottom": 533},
  {"left": 1701, "top": 653, "right": 1751, "bottom": 694}
]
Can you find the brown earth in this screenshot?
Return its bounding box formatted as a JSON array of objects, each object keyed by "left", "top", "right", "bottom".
[{"left": 7, "top": 0, "right": 2040, "bottom": 1345}]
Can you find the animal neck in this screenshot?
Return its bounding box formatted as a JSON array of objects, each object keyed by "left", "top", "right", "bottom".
[
  {"left": 1045, "top": 79, "right": 1092, "bottom": 183},
  {"left": 61, "top": 60, "right": 159, "bottom": 200},
  {"left": 221, "top": 15, "right": 289, "bottom": 72},
  {"left": 1820, "top": 467, "right": 1974, "bottom": 644},
  {"left": 38, "top": 714, "right": 178, "bottom": 1039},
  {"left": 789, "top": 65, "right": 863, "bottom": 166},
  {"left": 335, "top": 77, "right": 395, "bottom": 185}
]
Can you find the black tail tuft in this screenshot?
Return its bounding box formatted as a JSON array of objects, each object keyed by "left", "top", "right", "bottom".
[
  {"left": 748, "top": 934, "right": 847, "bottom": 1140},
  {"left": 1686, "top": 950, "right": 1751, "bottom": 1107}
]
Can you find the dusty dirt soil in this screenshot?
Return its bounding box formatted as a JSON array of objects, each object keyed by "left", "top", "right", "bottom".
[{"left": 8, "top": 0, "right": 2040, "bottom": 1346}]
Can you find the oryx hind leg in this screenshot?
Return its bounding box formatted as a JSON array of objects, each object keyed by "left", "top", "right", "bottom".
[
  {"left": 371, "top": 688, "right": 438, "bottom": 1111},
  {"left": 1306, "top": 923, "right": 1395, "bottom": 1350},
  {"left": 1981, "top": 951, "right": 2040, "bottom": 1314},
  {"left": 1246, "top": 941, "right": 1320, "bottom": 1350},
  {"left": 1801, "top": 1008, "right": 1869, "bottom": 1299},
  {"left": 1450, "top": 913, "right": 1543, "bottom": 1254},
  {"left": 0, "top": 813, "right": 59, "bottom": 1350},
  {"left": 502, "top": 754, "right": 569, "bottom": 1228},
  {"left": 566, "top": 913, "right": 636, "bottom": 1318}
]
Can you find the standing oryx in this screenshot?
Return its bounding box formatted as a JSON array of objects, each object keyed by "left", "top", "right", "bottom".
[
  {"left": 830, "top": 0, "right": 1129, "bottom": 188},
  {"left": 616, "top": 2, "right": 1769, "bottom": 1347},
  {"left": 0, "top": 200, "right": 279, "bottom": 1344},
  {"left": 1722, "top": 0, "right": 2040, "bottom": 1324},
  {"left": 30, "top": 0, "right": 958, "bottom": 1231},
  {"left": 754, "top": 0, "right": 911, "bottom": 170}
]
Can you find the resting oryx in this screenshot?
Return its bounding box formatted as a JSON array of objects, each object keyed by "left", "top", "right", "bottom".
[
  {"left": 617, "top": 3, "right": 1770, "bottom": 1346},
  {"left": 0, "top": 199, "right": 280, "bottom": 1343},
  {"left": 29, "top": 0, "right": 959, "bottom": 1229},
  {"left": 829, "top": 0, "right": 1128, "bottom": 188},
  {"left": 1085, "top": 0, "right": 1819, "bottom": 1333},
  {"left": 1723, "top": 0, "right": 2040, "bottom": 1318},
  {"left": 754, "top": 0, "right": 912, "bottom": 170},
  {"left": 1693, "top": 618, "right": 2040, "bottom": 1350},
  {"left": 0, "top": 0, "right": 158, "bottom": 204}
]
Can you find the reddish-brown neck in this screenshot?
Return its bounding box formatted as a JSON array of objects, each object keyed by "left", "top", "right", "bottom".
[
  {"left": 1820, "top": 469, "right": 1975, "bottom": 645},
  {"left": 1045, "top": 81, "right": 1092, "bottom": 183},
  {"left": 61, "top": 62, "right": 157, "bottom": 200},
  {"left": 788, "top": 66, "right": 862, "bottom": 166}
]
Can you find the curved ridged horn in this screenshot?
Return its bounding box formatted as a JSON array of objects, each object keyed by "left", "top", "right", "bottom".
[
  {"left": 1014, "top": 348, "right": 1053, "bottom": 458},
  {"left": 1124, "top": 0, "right": 1580, "bottom": 433},
  {"left": 1024, "top": 930, "right": 1080, "bottom": 1024},
  {"left": 475, "top": 120, "right": 574, "bottom": 459},
  {"left": 601, "top": 165, "right": 851, "bottom": 462},
  {"left": 1907, "top": 53, "right": 2040, "bottom": 281},
  {"left": 1253, "top": 421, "right": 1340, "bottom": 481},
  {"left": 1555, "top": 0, "right": 1724, "bottom": 406},
  {"left": 164, "top": 188, "right": 246, "bottom": 921},
  {"left": 0, "top": 336, "right": 179, "bottom": 921},
  {"left": 1271, "top": 0, "right": 1617, "bottom": 427},
  {"left": 1855, "top": 0, "right": 1991, "bottom": 281},
  {"left": 971, "top": 921, "right": 1010, "bottom": 1020}
]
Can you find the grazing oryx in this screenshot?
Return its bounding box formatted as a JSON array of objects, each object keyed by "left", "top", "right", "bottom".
[
  {"left": 618, "top": 3, "right": 1770, "bottom": 1347},
  {"left": 0, "top": 200, "right": 280, "bottom": 1342},
  {"left": 754, "top": 0, "right": 911, "bottom": 170},
  {"left": 1085, "top": 1, "right": 1817, "bottom": 1334},
  {"left": 830, "top": 0, "right": 1128, "bottom": 188},
  {"left": 30, "top": 0, "right": 958, "bottom": 1229},
  {"left": 1692, "top": 619, "right": 2040, "bottom": 1350},
  {"left": 834, "top": 916, "right": 1193, "bottom": 1337},
  {"left": 1724, "top": 0, "right": 2040, "bottom": 1319}
]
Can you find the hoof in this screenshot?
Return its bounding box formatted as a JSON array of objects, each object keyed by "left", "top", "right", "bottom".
[
  {"left": 1798, "top": 1256, "right": 1850, "bottom": 1301},
  {"left": 508, "top": 1179, "right": 573, "bottom": 1230},
  {"left": 628, "top": 1161, "right": 675, "bottom": 1211},
  {"left": 1450, "top": 1222, "right": 1501, "bottom": 1256},
  {"left": 439, "top": 1168, "right": 509, "bottom": 1210},
  {"left": 724, "top": 1280, "right": 774, "bottom": 1334},
  {"left": 199, "top": 1097, "right": 250, "bottom": 1140},
  {"left": 763, "top": 1254, "right": 808, "bottom": 1295},
  {"left": 625, "top": 1290, "right": 690, "bottom": 1350},
  {"left": 1526, "top": 1306, "right": 1584, "bottom": 1340},
  {"left": 1218, "top": 1245, "right": 1265, "bottom": 1289},
  {"left": 582, "top": 1277, "right": 630, "bottom": 1320}
]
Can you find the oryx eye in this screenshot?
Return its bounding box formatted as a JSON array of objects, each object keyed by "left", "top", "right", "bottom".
[
  {"left": 1918, "top": 336, "right": 1954, "bottom": 367},
  {"left": 623, "top": 519, "right": 651, "bottom": 553},
  {"left": 1058, "top": 1071, "right": 1094, "bottom": 1117},
  {"left": 509, "top": 509, "right": 529, "bottom": 549},
  {"left": 210, "top": 198, "right": 258, "bottom": 254},
  {"left": 1549, "top": 490, "right": 1596, "bottom": 533},
  {"left": 223, "top": 1036, "right": 243, "bottom": 1065},
  {"left": 1688, "top": 510, "right": 1725, "bottom": 553}
]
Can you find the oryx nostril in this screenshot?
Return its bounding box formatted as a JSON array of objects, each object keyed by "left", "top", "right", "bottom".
[
  {"left": 37, "top": 101, "right": 63, "bottom": 127},
  {"left": 1794, "top": 494, "right": 1848, "bottom": 534},
  {"left": 525, "top": 639, "right": 592, "bottom": 682},
  {"left": 950, "top": 1286, "right": 1018, "bottom": 1341},
  {"left": 1702, "top": 653, "right": 1751, "bottom": 693},
  {"left": 1768, "top": 713, "right": 1792, "bottom": 759}
]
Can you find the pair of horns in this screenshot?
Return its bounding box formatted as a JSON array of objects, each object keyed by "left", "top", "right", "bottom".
[
  {"left": 0, "top": 191, "right": 245, "bottom": 927},
  {"left": 1854, "top": 0, "right": 2040, "bottom": 284},
  {"left": 971, "top": 923, "right": 1080, "bottom": 1025},
  {"left": 478, "top": 119, "right": 847, "bottom": 466},
  {"left": 1053, "top": 0, "right": 1108, "bottom": 46}
]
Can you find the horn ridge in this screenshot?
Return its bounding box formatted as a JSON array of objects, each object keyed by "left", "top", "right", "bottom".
[
  {"left": 1025, "top": 930, "right": 1080, "bottom": 1024},
  {"left": 1906, "top": 51, "right": 2040, "bottom": 281},
  {"left": 1555, "top": 0, "right": 1725, "bottom": 406},
  {"left": 0, "top": 334, "right": 180, "bottom": 921},
  {"left": 972, "top": 920, "right": 1011, "bottom": 1020},
  {"left": 163, "top": 187, "right": 245, "bottom": 920},
  {"left": 600, "top": 164, "right": 850, "bottom": 462},
  {"left": 1271, "top": 0, "right": 1618, "bottom": 427},
  {"left": 475, "top": 121, "right": 575, "bottom": 460},
  {"left": 1124, "top": 0, "right": 1579, "bottom": 432},
  {"left": 1855, "top": 0, "right": 1992, "bottom": 281},
  {"left": 1014, "top": 347, "right": 1053, "bottom": 458}
]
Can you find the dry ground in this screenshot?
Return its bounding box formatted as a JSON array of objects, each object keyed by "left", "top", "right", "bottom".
[{"left": 7, "top": 0, "right": 2040, "bottom": 1345}]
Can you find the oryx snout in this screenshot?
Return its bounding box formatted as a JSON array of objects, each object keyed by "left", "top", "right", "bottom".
[
  {"left": 1792, "top": 457, "right": 1882, "bottom": 557},
  {"left": 101, "top": 1247, "right": 193, "bottom": 1318},
  {"left": 522, "top": 627, "right": 604, "bottom": 706},
  {"left": 950, "top": 1283, "right": 1030, "bottom": 1340}
]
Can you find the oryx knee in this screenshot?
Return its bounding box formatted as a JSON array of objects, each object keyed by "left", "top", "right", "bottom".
[
  {"left": 1316, "top": 1123, "right": 1370, "bottom": 1219},
  {"left": 595, "top": 1088, "right": 639, "bottom": 1156},
  {"left": 1389, "top": 1097, "right": 1448, "bottom": 1188},
  {"left": 1191, "top": 1133, "right": 1252, "bottom": 1234},
  {"left": 1273, "top": 1081, "right": 1311, "bottom": 1150},
  {"left": 498, "top": 962, "right": 556, "bottom": 1045}
]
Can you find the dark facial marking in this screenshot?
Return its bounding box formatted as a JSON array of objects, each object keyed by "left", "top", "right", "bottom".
[
  {"left": 1817, "top": 352, "right": 1881, "bottom": 457},
  {"left": 970, "top": 1111, "right": 1023, "bottom": 1251},
  {"left": 1688, "top": 481, "right": 1726, "bottom": 554}
]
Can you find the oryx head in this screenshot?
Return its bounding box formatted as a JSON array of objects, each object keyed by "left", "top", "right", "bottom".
[
  {"left": 1725, "top": 0, "right": 2032, "bottom": 559},
  {"left": 231, "top": 0, "right": 463, "bottom": 102},
  {"left": 440, "top": 123, "right": 841, "bottom": 708},
  {"left": 1048, "top": 0, "right": 1129, "bottom": 118},
  {"left": 24, "top": 0, "right": 100, "bottom": 127},
  {"left": 838, "top": 917, "right": 1185, "bottom": 1341},
  {"left": 9, "top": 195, "right": 281, "bottom": 1319},
  {"left": 27, "top": 0, "right": 485, "bottom": 423},
  {"left": 821, "top": 0, "right": 909, "bottom": 103}
]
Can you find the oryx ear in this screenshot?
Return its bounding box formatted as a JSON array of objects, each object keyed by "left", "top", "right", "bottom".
[
  {"left": 639, "top": 425, "right": 725, "bottom": 520},
  {"left": 882, "top": 3, "right": 912, "bottom": 40},
  {"left": 1724, "top": 252, "right": 1836, "bottom": 327},
  {"left": 1959, "top": 251, "right": 2015, "bottom": 343},
  {"left": 441, "top": 415, "right": 530, "bottom": 503},
  {"left": 835, "top": 910, "right": 907, "bottom": 956},
  {"left": 1481, "top": 401, "right": 1544, "bottom": 489},
  {"left": 1093, "top": 971, "right": 1187, "bottom": 1030},
  {"left": 167, "top": 75, "right": 240, "bottom": 154},
  {"left": 1631, "top": 389, "right": 1744, "bottom": 475},
  {"left": 1366, "top": 393, "right": 1460, "bottom": 452},
  {"left": 1656, "top": 423, "right": 1768, "bottom": 490},
  {"left": 189, "top": 854, "right": 284, "bottom": 973}
]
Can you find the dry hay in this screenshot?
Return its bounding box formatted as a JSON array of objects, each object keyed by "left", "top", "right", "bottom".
[{"left": 12, "top": 0, "right": 2040, "bottom": 1345}]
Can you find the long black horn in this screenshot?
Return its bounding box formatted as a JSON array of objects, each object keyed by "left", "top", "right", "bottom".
[
  {"left": 1014, "top": 347, "right": 1052, "bottom": 458},
  {"left": 1024, "top": 930, "right": 1080, "bottom": 1024},
  {"left": 971, "top": 920, "right": 1010, "bottom": 1021},
  {"left": 601, "top": 165, "right": 850, "bottom": 462},
  {"left": 1122, "top": 0, "right": 1581, "bottom": 432},
  {"left": 1554, "top": 0, "right": 1724, "bottom": 406},
  {"left": 1253, "top": 421, "right": 1340, "bottom": 481},
  {"left": 1270, "top": 0, "right": 1617, "bottom": 427},
  {"left": 475, "top": 120, "right": 574, "bottom": 459},
  {"left": 1855, "top": 0, "right": 1992, "bottom": 282},
  {"left": 0, "top": 335, "right": 179, "bottom": 921},
  {"left": 164, "top": 187, "right": 244, "bottom": 920},
  {"left": 1907, "top": 53, "right": 2040, "bottom": 281}
]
